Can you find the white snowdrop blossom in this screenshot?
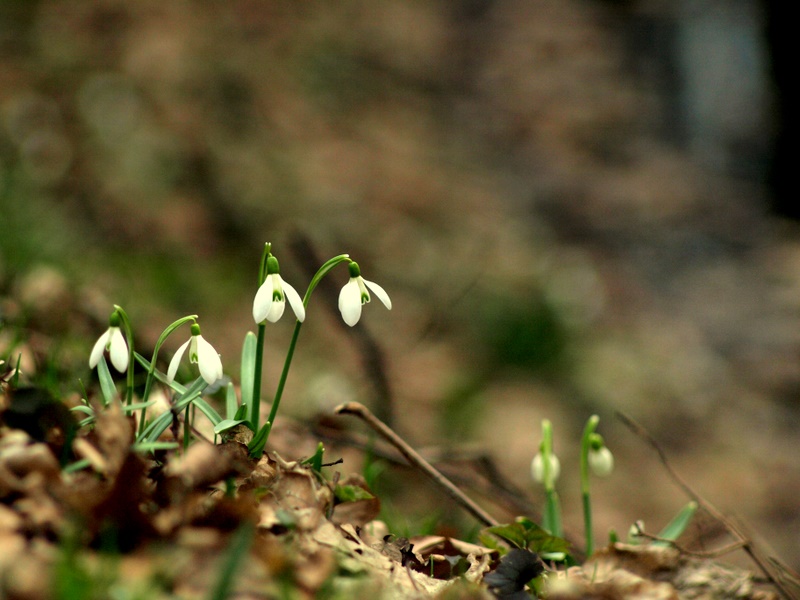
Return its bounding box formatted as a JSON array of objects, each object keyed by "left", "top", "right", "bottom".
[
  {"left": 252, "top": 255, "right": 305, "bottom": 324},
  {"left": 531, "top": 451, "right": 561, "bottom": 484},
  {"left": 89, "top": 312, "right": 129, "bottom": 372},
  {"left": 167, "top": 324, "right": 223, "bottom": 385},
  {"left": 338, "top": 261, "right": 392, "bottom": 327},
  {"left": 588, "top": 441, "right": 614, "bottom": 477}
]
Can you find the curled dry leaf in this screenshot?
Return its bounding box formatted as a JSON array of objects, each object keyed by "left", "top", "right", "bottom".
[{"left": 255, "top": 454, "right": 334, "bottom": 533}]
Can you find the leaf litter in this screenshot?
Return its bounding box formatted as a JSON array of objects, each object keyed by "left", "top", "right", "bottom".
[{"left": 0, "top": 382, "right": 793, "bottom": 599}]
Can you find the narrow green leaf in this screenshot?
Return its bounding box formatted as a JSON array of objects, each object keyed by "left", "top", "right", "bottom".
[
  {"left": 303, "top": 442, "right": 325, "bottom": 473},
  {"left": 654, "top": 501, "right": 698, "bottom": 546},
  {"left": 122, "top": 400, "right": 157, "bottom": 414},
  {"left": 214, "top": 419, "right": 249, "bottom": 435},
  {"left": 132, "top": 441, "right": 180, "bottom": 453},
  {"left": 69, "top": 405, "right": 95, "bottom": 416},
  {"left": 137, "top": 377, "right": 206, "bottom": 442},
  {"left": 225, "top": 383, "right": 239, "bottom": 420},
  {"left": 96, "top": 357, "right": 118, "bottom": 406},
  {"left": 240, "top": 331, "right": 257, "bottom": 416},
  {"left": 233, "top": 404, "right": 248, "bottom": 421},
  {"left": 192, "top": 396, "right": 223, "bottom": 426},
  {"left": 247, "top": 422, "right": 271, "bottom": 459},
  {"left": 134, "top": 352, "right": 188, "bottom": 394}
]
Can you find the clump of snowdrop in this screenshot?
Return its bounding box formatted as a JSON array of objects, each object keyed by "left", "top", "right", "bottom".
[{"left": 85, "top": 241, "right": 393, "bottom": 460}]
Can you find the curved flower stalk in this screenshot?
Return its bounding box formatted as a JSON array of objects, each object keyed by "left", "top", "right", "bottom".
[
  {"left": 580, "top": 415, "right": 614, "bottom": 556},
  {"left": 338, "top": 261, "right": 392, "bottom": 326},
  {"left": 136, "top": 314, "right": 198, "bottom": 436},
  {"left": 167, "top": 323, "right": 223, "bottom": 386},
  {"left": 532, "top": 419, "right": 563, "bottom": 538}
]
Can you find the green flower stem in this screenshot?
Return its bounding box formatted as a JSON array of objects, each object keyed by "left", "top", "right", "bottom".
[
  {"left": 260, "top": 253, "right": 351, "bottom": 445},
  {"left": 113, "top": 305, "right": 135, "bottom": 406},
  {"left": 263, "top": 319, "right": 301, "bottom": 433},
  {"left": 138, "top": 314, "right": 198, "bottom": 436},
  {"left": 183, "top": 403, "right": 191, "bottom": 450},
  {"left": 541, "top": 419, "right": 563, "bottom": 537},
  {"left": 249, "top": 242, "right": 272, "bottom": 433},
  {"left": 580, "top": 414, "right": 600, "bottom": 555},
  {"left": 250, "top": 322, "right": 266, "bottom": 432}
]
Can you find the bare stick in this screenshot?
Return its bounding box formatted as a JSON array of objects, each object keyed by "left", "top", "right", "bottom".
[
  {"left": 617, "top": 411, "right": 800, "bottom": 600},
  {"left": 334, "top": 401, "right": 499, "bottom": 528}
]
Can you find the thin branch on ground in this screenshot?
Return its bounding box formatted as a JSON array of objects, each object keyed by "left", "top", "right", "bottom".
[
  {"left": 334, "top": 401, "right": 499, "bottom": 527},
  {"left": 617, "top": 411, "right": 800, "bottom": 600}
]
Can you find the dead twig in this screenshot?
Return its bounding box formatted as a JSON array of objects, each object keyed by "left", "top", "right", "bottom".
[
  {"left": 334, "top": 401, "right": 499, "bottom": 528},
  {"left": 617, "top": 411, "right": 800, "bottom": 600},
  {"left": 630, "top": 521, "right": 747, "bottom": 559}
]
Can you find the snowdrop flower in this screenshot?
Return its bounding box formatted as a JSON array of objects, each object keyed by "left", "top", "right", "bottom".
[
  {"left": 253, "top": 254, "right": 305, "bottom": 324},
  {"left": 588, "top": 434, "right": 614, "bottom": 477},
  {"left": 167, "top": 323, "right": 223, "bottom": 385},
  {"left": 338, "top": 261, "right": 392, "bottom": 327},
  {"left": 89, "top": 311, "right": 129, "bottom": 372},
  {"left": 531, "top": 450, "right": 560, "bottom": 484}
]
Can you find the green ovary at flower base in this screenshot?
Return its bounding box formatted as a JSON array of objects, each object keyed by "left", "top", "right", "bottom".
[
  {"left": 89, "top": 310, "right": 129, "bottom": 373},
  {"left": 338, "top": 261, "right": 392, "bottom": 326},
  {"left": 167, "top": 323, "right": 223, "bottom": 386}
]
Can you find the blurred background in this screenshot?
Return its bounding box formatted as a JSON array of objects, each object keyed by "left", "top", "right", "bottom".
[{"left": 1, "top": 0, "right": 797, "bottom": 569}]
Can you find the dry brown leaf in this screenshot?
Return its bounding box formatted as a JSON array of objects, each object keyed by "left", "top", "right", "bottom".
[{"left": 547, "top": 544, "right": 780, "bottom": 600}]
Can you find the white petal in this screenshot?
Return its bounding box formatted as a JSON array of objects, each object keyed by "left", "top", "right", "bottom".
[
  {"left": 89, "top": 329, "right": 110, "bottom": 368},
  {"left": 167, "top": 339, "right": 191, "bottom": 383},
  {"left": 338, "top": 279, "right": 362, "bottom": 326},
  {"left": 266, "top": 297, "right": 286, "bottom": 322},
  {"left": 108, "top": 327, "right": 129, "bottom": 372},
  {"left": 196, "top": 335, "right": 223, "bottom": 385},
  {"left": 589, "top": 446, "right": 614, "bottom": 477},
  {"left": 531, "top": 453, "right": 560, "bottom": 483},
  {"left": 280, "top": 277, "right": 306, "bottom": 322},
  {"left": 252, "top": 276, "right": 275, "bottom": 324},
  {"left": 364, "top": 279, "right": 392, "bottom": 310}
]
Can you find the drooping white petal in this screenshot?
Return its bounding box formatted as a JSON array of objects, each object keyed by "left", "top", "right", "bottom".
[
  {"left": 167, "top": 339, "right": 191, "bottom": 383},
  {"left": 363, "top": 279, "right": 392, "bottom": 310},
  {"left": 108, "top": 327, "right": 129, "bottom": 372},
  {"left": 280, "top": 277, "right": 306, "bottom": 322},
  {"left": 588, "top": 446, "right": 614, "bottom": 477},
  {"left": 265, "top": 291, "right": 286, "bottom": 323},
  {"left": 195, "top": 335, "right": 223, "bottom": 385},
  {"left": 338, "top": 278, "right": 362, "bottom": 326},
  {"left": 531, "top": 453, "right": 560, "bottom": 484},
  {"left": 89, "top": 329, "right": 111, "bottom": 368},
  {"left": 252, "top": 275, "right": 275, "bottom": 324}
]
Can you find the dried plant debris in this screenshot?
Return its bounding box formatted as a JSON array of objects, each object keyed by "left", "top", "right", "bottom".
[
  {"left": 547, "top": 544, "right": 780, "bottom": 600},
  {"left": 0, "top": 389, "right": 790, "bottom": 599}
]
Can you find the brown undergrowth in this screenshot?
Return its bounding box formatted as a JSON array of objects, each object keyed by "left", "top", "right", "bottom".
[{"left": 1, "top": 374, "right": 795, "bottom": 599}]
